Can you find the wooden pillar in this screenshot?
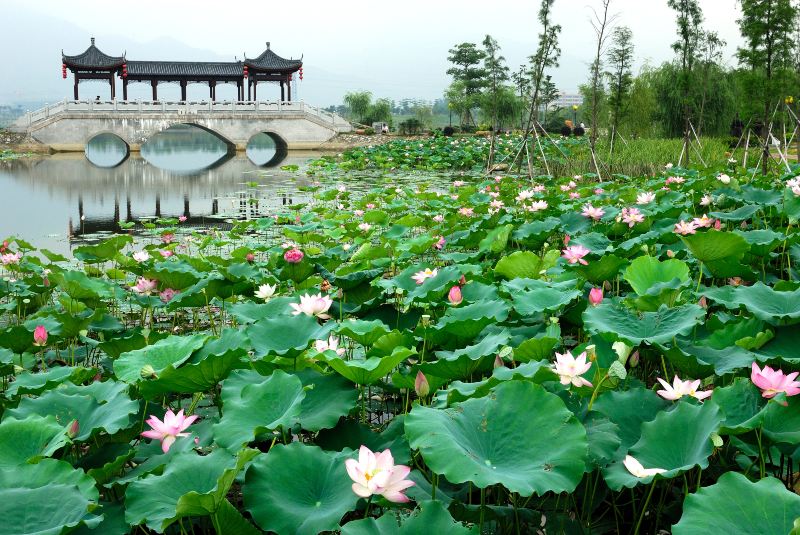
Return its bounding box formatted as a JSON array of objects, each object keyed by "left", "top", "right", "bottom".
[
  {"left": 209, "top": 81, "right": 214, "bottom": 101},
  {"left": 74, "top": 73, "right": 79, "bottom": 100},
  {"left": 253, "top": 79, "right": 257, "bottom": 101},
  {"left": 110, "top": 73, "right": 115, "bottom": 100},
  {"left": 126, "top": 196, "right": 132, "bottom": 221},
  {"left": 151, "top": 80, "right": 158, "bottom": 101},
  {"left": 247, "top": 79, "right": 252, "bottom": 101},
  {"left": 123, "top": 79, "right": 128, "bottom": 100},
  {"left": 180, "top": 80, "right": 187, "bottom": 102},
  {"left": 280, "top": 81, "right": 284, "bottom": 102},
  {"left": 287, "top": 75, "right": 291, "bottom": 102},
  {"left": 183, "top": 195, "right": 190, "bottom": 218},
  {"left": 155, "top": 195, "right": 161, "bottom": 217}
]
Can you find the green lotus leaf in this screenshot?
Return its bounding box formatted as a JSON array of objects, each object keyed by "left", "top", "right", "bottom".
[
  {"left": 114, "top": 334, "right": 208, "bottom": 383},
  {"left": 51, "top": 269, "right": 119, "bottom": 301},
  {"left": 73, "top": 235, "right": 132, "bottom": 263},
  {"left": 494, "top": 250, "right": 558, "bottom": 280},
  {"left": 315, "top": 417, "right": 410, "bottom": 465},
  {"left": 511, "top": 217, "right": 560, "bottom": 249},
  {"left": 0, "top": 415, "right": 69, "bottom": 468},
  {"left": 681, "top": 230, "right": 750, "bottom": 277},
  {"left": 623, "top": 256, "right": 690, "bottom": 297},
  {"left": 212, "top": 499, "right": 262, "bottom": 535},
  {"left": 704, "top": 282, "right": 800, "bottom": 326},
  {"left": 583, "top": 412, "right": 622, "bottom": 467},
  {"left": 143, "top": 260, "right": 203, "bottom": 290},
  {"left": 572, "top": 254, "right": 628, "bottom": 285},
  {"left": 673, "top": 472, "right": 800, "bottom": 535},
  {"left": 782, "top": 186, "right": 800, "bottom": 221},
  {"left": 662, "top": 337, "right": 757, "bottom": 375},
  {"left": 405, "top": 381, "right": 588, "bottom": 496},
  {"left": 5, "top": 383, "right": 138, "bottom": 441},
  {"left": 593, "top": 388, "right": 669, "bottom": 452},
  {"left": 213, "top": 369, "right": 305, "bottom": 450},
  {"left": 710, "top": 378, "right": 767, "bottom": 435},
  {"left": 429, "top": 300, "right": 510, "bottom": 342},
  {"left": 336, "top": 319, "right": 391, "bottom": 347},
  {"left": 0, "top": 458, "right": 101, "bottom": 535},
  {"left": 446, "top": 360, "right": 557, "bottom": 404},
  {"left": 708, "top": 204, "right": 760, "bottom": 221},
  {"left": 603, "top": 401, "right": 722, "bottom": 490},
  {"left": 423, "top": 330, "right": 510, "bottom": 380},
  {"left": 247, "top": 314, "right": 331, "bottom": 358},
  {"left": 138, "top": 329, "right": 247, "bottom": 397},
  {"left": 5, "top": 366, "right": 96, "bottom": 398},
  {"left": 510, "top": 279, "right": 581, "bottom": 316},
  {"left": 243, "top": 442, "right": 358, "bottom": 535},
  {"left": 341, "top": 500, "right": 478, "bottom": 534},
  {"left": 321, "top": 345, "right": 413, "bottom": 385},
  {"left": 513, "top": 335, "right": 559, "bottom": 363},
  {"left": 755, "top": 325, "right": 800, "bottom": 363},
  {"left": 479, "top": 224, "right": 514, "bottom": 254},
  {"left": 736, "top": 228, "right": 785, "bottom": 256},
  {"left": 405, "top": 265, "right": 478, "bottom": 303},
  {"left": 228, "top": 297, "right": 296, "bottom": 323},
  {"left": 761, "top": 395, "right": 800, "bottom": 444},
  {"left": 125, "top": 448, "right": 258, "bottom": 533},
  {"left": 296, "top": 369, "right": 358, "bottom": 432},
  {"left": 582, "top": 302, "right": 705, "bottom": 345}
]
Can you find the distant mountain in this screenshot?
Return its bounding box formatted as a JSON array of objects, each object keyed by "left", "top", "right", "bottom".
[{"left": 0, "top": 7, "right": 353, "bottom": 108}]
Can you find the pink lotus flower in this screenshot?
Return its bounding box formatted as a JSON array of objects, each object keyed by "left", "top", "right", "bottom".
[
  {"left": 159, "top": 250, "right": 174, "bottom": 259},
  {"left": 289, "top": 293, "right": 333, "bottom": 319},
  {"left": 656, "top": 375, "right": 712, "bottom": 401},
  {"left": 623, "top": 455, "right": 666, "bottom": 478},
  {"left": 665, "top": 175, "right": 684, "bottom": 185},
  {"left": 33, "top": 325, "right": 48, "bottom": 346},
  {"left": 532, "top": 184, "right": 546, "bottom": 193},
  {"left": 345, "top": 445, "right": 415, "bottom": 503},
  {"left": 453, "top": 180, "right": 466, "bottom": 188},
  {"left": 159, "top": 288, "right": 177, "bottom": 303},
  {"left": 414, "top": 371, "right": 430, "bottom": 397},
  {"left": 433, "top": 214, "right": 444, "bottom": 223},
  {"left": 751, "top": 362, "right": 800, "bottom": 398},
  {"left": 562, "top": 245, "right": 590, "bottom": 265},
  {"left": 366, "top": 203, "right": 376, "bottom": 209},
  {"left": 315, "top": 335, "right": 345, "bottom": 355},
  {"left": 674, "top": 220, "right": 698, "bottom": 235},
  {"left": 284, "top": 248, "right": 304, "bottom": 264},
  {"left": 1, "top": 252, "right": 21, "bottom": 265},
  {"left": 588, "top": 287, "right": 603, "bottom": 306},
  {"left": 434, "top": 236, "right": 446, "bottom": 250},
  {"left": 178, "top": 215, "right": 187, "bottom": 222},
  {"left": 246, "top": 253, "right": 255, "bottom": 263},
  {"left": 553, "top": 351, "right": 593, "bottom": 388},
  {"left": 358, "top": 223, "right": 372, "bottom": 232},
  {"left": 620, "top": 207, "right": 645, "bottom": 227},
  {"left": 527, "top": 200, "right": 548, "bottom": 212},
  {"left": 412, "top": 268, "right": 438, "bottom": 284},
  {"left": 569, "top": 191, "right": 581, "bottom": 199},
  {"left": 636, "top": 192, "right": 656, "bottom": 205},
  {"left": 131, "top": 277, "right": 157, "bottom": 295},
  {"left": 581, "top": 204, "right": 605, "bottom": 220},
  {"left": 354, "top": 209, "right": 365, "bottom": 217},
  {"left": 692, "top": 214, "right": 713, "bottom": 228},
  {"left": 448, "top": 285, "right": 463, "bottom": 305},
  {"left": 141, "top": 409, "right": 198, "bottom": 453},
  {"left": 516, "top": 189, "right": 535, "bottom": 202},
  {"left": 458, "top": 207, "right": 474, "bottom": 217},
  {"left": 132, "top": 250, "right": 150, "bottom": 263},
  {"left": 594, "top": 188, "right": 604, "bottom": 195},
  {"left": 161, "top": 233, "right": 175, "bottom": 244}
]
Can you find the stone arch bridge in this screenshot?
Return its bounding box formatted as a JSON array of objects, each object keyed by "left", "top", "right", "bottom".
[{"left": 10, "top": 99, "right": 351, "bottom": 152}]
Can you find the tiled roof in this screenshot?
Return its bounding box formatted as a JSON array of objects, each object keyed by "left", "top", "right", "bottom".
[
  {"left": 126, "top": 61, "right": 244, "bottom": 77},
  {"left": 63, "top": 38, "right": 125, "bottom": 69},
  {"left": 245, "top": 43, "right": 301, "bottom": 71}
]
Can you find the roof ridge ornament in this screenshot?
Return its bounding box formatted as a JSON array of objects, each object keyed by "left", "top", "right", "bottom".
[
  {"left": 91, "top": 37, "right": 95, "bottom": 45},
  {"left": 266, "top": 42, "right": 270, "bottom": 50}
]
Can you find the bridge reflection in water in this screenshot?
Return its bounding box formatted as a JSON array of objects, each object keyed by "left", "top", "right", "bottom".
[{"left": 0, "top": 149, "right": 319, "bottom": 254}]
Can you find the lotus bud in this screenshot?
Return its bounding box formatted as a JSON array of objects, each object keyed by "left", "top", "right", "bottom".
[
  {"left": 414, "top": 371, "right": 430, "bottom": 398},
  {"left": 714, "top": 219, "right": 722, "bottom": 230},
  {"left": 67, "top": 419, "right": 80, "bottom": 439},
  {"left": 448, "top": 285, "right": 463, "bottom": 306},
  {"left": 563, "top": 234, "right": 570, "bottom": 246},
  {"left": 588, "top": 287, "right": 603, "bottom": 306},
  {"left": 612, "top": 341, "right": 633, "bottom": 364},
  {"left": 33, "top": 325, "right": 48, "bottom": 347},
  {"left": 320, "top": 279, "right": 332, "bottom": 292},
  {"left": 494, "top": 354, "right": 505, "bottom": 368},
  {"left": 548, "top": 316, "right": 560, "bottom": 325},
  {"left": 740, "top": 221, "right": 747, "bottom": 230},
  {"left": 421, "top": 315, "right": 431, "bottom": 328},
  {"left": 698, "top": 296, "right": 708, "bottom": 309},
  {"left": 459, "top": 275, "right": 467, "bottom": 286},
  {"left": 629, "top": 350, "right": 640, "bottom": 367},
  {"left": 585, "top": 344, "right": 597, "bottom": 362},
  {"left": 246, "top": 253, "right": 255, "bottom": 263},
  {"left": 666, "top": 249, "right": 675, "bottom": 258},
  {"left": 640, "top": 244, "right": 649, "bottom": 254},
  {"left": 140, "top": 364, "right": 157, "bottom": 379},
  {"left": 283, "top": 248, "right": 304, "bottom": 264}
]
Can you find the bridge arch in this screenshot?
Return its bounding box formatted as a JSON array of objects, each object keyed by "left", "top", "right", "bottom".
[
  {"left": 85, "top": 132, "right": 130, "bottom": 168},
  {"left": 142, "top": 121, "right": 236, "bottom": 153},
  {"left": 245, "top": 131, "right": 288, "bottom": 167}
]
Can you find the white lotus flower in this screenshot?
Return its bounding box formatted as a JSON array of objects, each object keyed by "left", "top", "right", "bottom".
[
  {"left": 623, "top": 455, "right": 666, "bottom": 478},
  {"left": 290, "top": 293, "right": 333, "bottom": 319},
  {"left": 255, "top": 284, "right": 277, "bottom": 301}
]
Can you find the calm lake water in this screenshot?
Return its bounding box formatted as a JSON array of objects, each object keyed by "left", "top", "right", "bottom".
[{"left": 0, "top": 125, "right": 319, "bottom": 254}]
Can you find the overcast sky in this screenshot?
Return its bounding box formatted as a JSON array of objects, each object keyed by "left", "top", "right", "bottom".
[{"left": 3, "top": 0, "right": 744, "bottom": 105}]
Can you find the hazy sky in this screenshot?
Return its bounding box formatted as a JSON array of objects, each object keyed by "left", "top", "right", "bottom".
[{"left": 3, "top": 0, "right": 744, "bottom": 105}]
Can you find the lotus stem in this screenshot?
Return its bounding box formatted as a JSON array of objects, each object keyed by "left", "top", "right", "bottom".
[{"left": 633, "top": 480, "right": 657, "bottom": 535}]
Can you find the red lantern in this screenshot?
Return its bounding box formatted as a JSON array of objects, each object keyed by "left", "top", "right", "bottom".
[
  {"left": 62, "top": 63, "right": 67, "bottom": 79},
  {"left": 243, "top": 65, "right": 249, "bottom": 78},
  {"left": 122, "top": 63, "right": 128, "bottom": 78},
  {"left": 299, "top": 67, "right": 303, "bottom": 81}
]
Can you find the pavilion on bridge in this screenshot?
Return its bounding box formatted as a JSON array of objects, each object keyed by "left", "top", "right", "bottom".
[{"left": 61, "top": 38, "right": 303, "bottom": 102}]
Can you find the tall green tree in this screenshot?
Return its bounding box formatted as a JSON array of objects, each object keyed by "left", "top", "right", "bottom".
[
  {"left": 667, "top": 0, "right": 704, "bottom": 165},
  {"left": 482, "top": 34, "right": 509, "bottom": 167},
  {"left": 587, "top": 0, "right": 615, "bottom": 153},
  {"left": 606, "top": 26, "right": 635, "bottom": 152},
  {"left": 511, "top": 65, "right": 533, "bottom": 128},
  {"left": 737, "top": 0, "right": 798, "bottom": 174},
  {"left": 696, "top": 31, "right": 725, "bottom": 135},
  {"left": 343, "top": 91, "right": 372, "bottom": 124},
  {"left": 446, "top": 43, "right": 487, "bottom": 126}
]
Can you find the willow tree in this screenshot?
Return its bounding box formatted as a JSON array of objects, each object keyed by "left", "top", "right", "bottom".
[
  {"left": 667, "top": 0, "right": 703, "bottom": 166},
  {"left": 737, "top": 0, "right": 797, "bottom": 174},
  {"left": 343, "top": 91, "right": 372, "bottom": 124}
]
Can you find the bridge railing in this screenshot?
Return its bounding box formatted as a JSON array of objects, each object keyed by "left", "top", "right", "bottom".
[{"left": 16, "top": 99, "right": 350, "bottom": 131}]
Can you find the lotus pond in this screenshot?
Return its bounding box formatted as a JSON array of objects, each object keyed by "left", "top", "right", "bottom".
[{"left": 2, "top": 140, "right": 800, "bottom": 534}]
